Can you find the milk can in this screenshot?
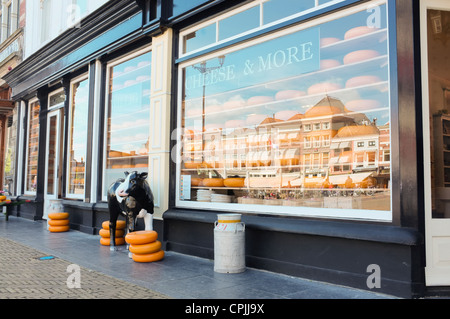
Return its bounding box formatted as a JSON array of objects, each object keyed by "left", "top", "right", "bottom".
[{"left": 214, "top": 214, "right": 246, "bottom": 274}]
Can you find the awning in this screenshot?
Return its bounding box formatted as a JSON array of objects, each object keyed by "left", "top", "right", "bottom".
[{"left": 328, "top": 172, "right": 373, "bottom": 185}]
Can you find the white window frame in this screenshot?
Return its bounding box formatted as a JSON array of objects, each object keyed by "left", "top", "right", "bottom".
[
  {"left": 66, "top": 73, "right": 89, "bottom": 200},
  {"left": 176, "top": 0, "right": 392, "bottom": 222},
  {"left": 101, "top": 46, "right": 152, "bottom": 201}
]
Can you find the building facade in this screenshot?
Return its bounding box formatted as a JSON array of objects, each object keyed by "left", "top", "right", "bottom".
[{"left": 4, "top": 0, "right": 450, "bottom": 298}]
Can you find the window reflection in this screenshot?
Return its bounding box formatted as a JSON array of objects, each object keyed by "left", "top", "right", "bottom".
[
  {"left": 179, "top": 3, "right": 391, "bottom": 214},
  {"left": 104, "top": 51, "right": 152, "bottom": 196},
  {"left": 26, "top": 101, "right": 40, "bottom": 193},
  {"left": 68, "top": 78, "right": 89, "bottom": 196}
]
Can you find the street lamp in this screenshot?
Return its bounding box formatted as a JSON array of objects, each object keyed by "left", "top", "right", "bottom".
[{"left": 192, "top": 56, "right": 226, "bottom": 162}]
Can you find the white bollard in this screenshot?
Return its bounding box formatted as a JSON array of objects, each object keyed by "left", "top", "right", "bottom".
[{"left": 214, "top": 214, "right": 246, "bottom": 274}]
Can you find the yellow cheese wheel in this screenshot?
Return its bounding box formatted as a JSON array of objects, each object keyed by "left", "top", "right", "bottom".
[
  {"left": 125, "top": 231, "right": 158, "bottom": 245},
  {"left": 49, "top": 225, "right": 70, "bottom": 233},
  {"left": 224, "top": 178, "right": 245, "bottom": 188},
  {"left": 129, "top": 241, "right": 162, "bottom": 255},
  {"left": 191, "top": 178, "right": 203, "bottom": 186},
  {"left": 132, "top": 250, "right": 165, "bottom": 263},
  {"left": 48, "top": 213, "right": 69, "bottom": 220},
  {"left": 202, "top": 178, "right": 224, "bottom": 187},
  {"left": 100, "top": 237, "right": 126, "bottom": 246},
  {"left": 102, "top": 220, "right": 126, "bottom": 230},
  {"left": 48, "top": 219, "right": 70, "bottom": 227},
  {"left": 0, "top": 195, "right": 6, "bottom": 201},
  {"left": 99, "top": 228, "right": 125, "bottom": 238}
]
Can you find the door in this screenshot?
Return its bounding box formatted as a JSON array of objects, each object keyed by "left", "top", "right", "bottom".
[
  {"left": 421, "top": 0, "right": 450, "bottom": 286},
  {"left": 43, "top": 109, "right": 63, "bottom": 220}
]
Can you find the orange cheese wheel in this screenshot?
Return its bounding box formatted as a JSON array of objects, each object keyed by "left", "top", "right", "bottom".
[
  {"left": 191, "top": 178, "right": 203, "bottom": 186},
  {"left": 132, "top": 250, "right": 165, "bottom": 263},
  {"left": 0, "top": 195, "right": 6, "bottom": 201},
  {"left": 48, "top": 219, "right": 70, "bottom": 227},
  {"left": 49, "top": 225, "right": 70, "bottom": 233},
  {"left": 129, "top": 241, "right": 162, "bottom": 255},
  {"left": 343, "top": 50, "right": 380, "bottom": 65},
  {"left": 48, "top": 213, "right": 69, "bottom": 220},
  {"left": 202, "top": 178, "right": 224, "bottom": 187},
  {"left": 224, "top": 178, "right": 245, "bottom": 188},
  {"left": 102, "top": 220, "right": 126, "bottom": 230},
  {"left": 100, "top": 237, "right": 126, "bottom": 246},
  {"left": 344, "top": 26, "right": 378, "bottom": 40},
  {"left": 99, "top": 228, "right": 125, "bottom": 238},
  {"left": 125, "top": 231, "right": 158, "bottom": 245}
]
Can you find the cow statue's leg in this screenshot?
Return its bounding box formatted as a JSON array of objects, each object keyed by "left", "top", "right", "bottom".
[
  {"left": 109, "top": 217, "right": 118, "bottom": 252},
  {"left": 138, "top": 209, "right": 153, "bottom": 231},
  {"left": 126, "top": 213, "right": 136, "bottom": 258}
]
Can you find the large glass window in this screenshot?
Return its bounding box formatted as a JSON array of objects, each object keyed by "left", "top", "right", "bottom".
[
  {"left": 67, "top": 77, "right": 89, "bottom": 197},
  {"left": 103, "top": 50, "right": 152, "bottom": 197},
  {"left": 181, "top": 0, "right": 346, "bottom": 55},
  {"left": 26, "top": 100, "right": 40, "bottom": 193},
  {"left": 177, "top": 1, "right": 391, "bottom": 221}
]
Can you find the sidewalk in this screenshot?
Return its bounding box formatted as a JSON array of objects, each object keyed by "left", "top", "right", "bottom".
[{"left": 0, "top": 215, "right": 397, "bottom": 299}]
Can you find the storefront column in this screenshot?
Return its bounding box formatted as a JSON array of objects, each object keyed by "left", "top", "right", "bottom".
[{"left": 149, "top": 28, "right": 173, "bottom": 220}]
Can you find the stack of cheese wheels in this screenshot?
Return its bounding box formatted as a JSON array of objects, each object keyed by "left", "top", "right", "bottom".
[
  {"left": 99, "top": 220, "right": 126, "bottom": 246},
  {"left": 48, "top": 213, "right": 70, "bottom": 233},
  {"left": 125, "top": 230, "right": 164, "bottom": 263}
]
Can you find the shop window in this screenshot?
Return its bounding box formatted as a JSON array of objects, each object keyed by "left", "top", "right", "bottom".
[
  {"left": 67, "top": 76, "right": 89, "bottom": 198},
  {"left": 25, "top": 100, "right": 40, "bottom": 194},
  {"left": 180, "top": 0, "right": 346, "bottom": 55},
  {"left": 177, "top": 1, "right": 392, "bottom": 220},
  {"left": 103, "top": 50, "right": 152, "bottom": 198}
]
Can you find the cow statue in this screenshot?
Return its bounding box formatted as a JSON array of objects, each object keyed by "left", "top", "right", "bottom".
[{"left": 107, "top": 171, "right": 154, "bottom": 252}]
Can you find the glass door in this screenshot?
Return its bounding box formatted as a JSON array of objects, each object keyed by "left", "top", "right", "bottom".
[
  {"left": 421, "top": 0, "right": 450, "bottom": 286},
  {"left": 43, "top": 108, "right": 63, "bottom": 220}
]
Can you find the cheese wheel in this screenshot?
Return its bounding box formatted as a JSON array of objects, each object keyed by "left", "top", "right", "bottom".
[
  {"left": 343, "top": 50, "right": 380, "bottom": 65},
  {"left": 48, "top": 213, "right": 69, "bottom": 220},
  {"left": 307, "top": 82, "right": 342, "bottom": 95},
  {"left": 49, "top": 225, "right": 70, "bottom": 233},
  {"left": 202, "top": 178, "right": 224, "bottom": 187},
  {"left": 100, "top": 237, "right": 126, "bottom": 246},
  {"left": 0, "top": 195, "right": 6, "bottom": 201},
  {"left": 345, "top": 26, "right": 378, "bottom": 40},
  {"left": 224, "top": 178, "right": 245, "bottom": 188},
  {"left": 191, "top": 178, "right": 203, "bottom": 186},
  {"left": 102, "top": 220, "right": 126, "bottom": 230},
  {"left": 48, "top": 219, "right": 70, "bottom": 227},
  {"left": 129, "top": 241, "right": 162, "bottom": 255},
  {"left": 320, "top": 59, "right": 341, "bottom": 70},
  {"left": 132, "top": 250, "right": 165, "bottom": 263},
  {"left": 275, "top": 110, "right": 298, "bottom": 121},
  {"left": 125, "top": 230, "right": 158, "bottom": 245},
  {"left": 275, "top": 90, "right": 305, "bottom": 101},
  {"left": 345, "top": 75, "right": 382, "bottom": 88},
  {"left": 99, "top": 228, "right": 125, "bottom": 238}
]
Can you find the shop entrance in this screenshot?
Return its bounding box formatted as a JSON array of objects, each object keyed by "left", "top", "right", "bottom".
[
  {"left": 43, "top": 108, "right": 64, "bottom": 220},
  {"left": 421, "top": 0, "right": 450, "bottom": 286}
]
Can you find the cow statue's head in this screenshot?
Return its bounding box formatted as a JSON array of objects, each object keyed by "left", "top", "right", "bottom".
[{"left": 116, "top": 171, "right": 148, "bottom": 199}]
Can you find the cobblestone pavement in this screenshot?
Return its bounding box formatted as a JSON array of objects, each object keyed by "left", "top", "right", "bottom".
[{"left": 0, "top": 237, "right": 170, "bottom": 299}]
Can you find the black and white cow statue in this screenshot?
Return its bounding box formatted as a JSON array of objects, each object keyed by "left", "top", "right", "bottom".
[{"left": 107, "top": 171, "right": 154, "bottom": 252}]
